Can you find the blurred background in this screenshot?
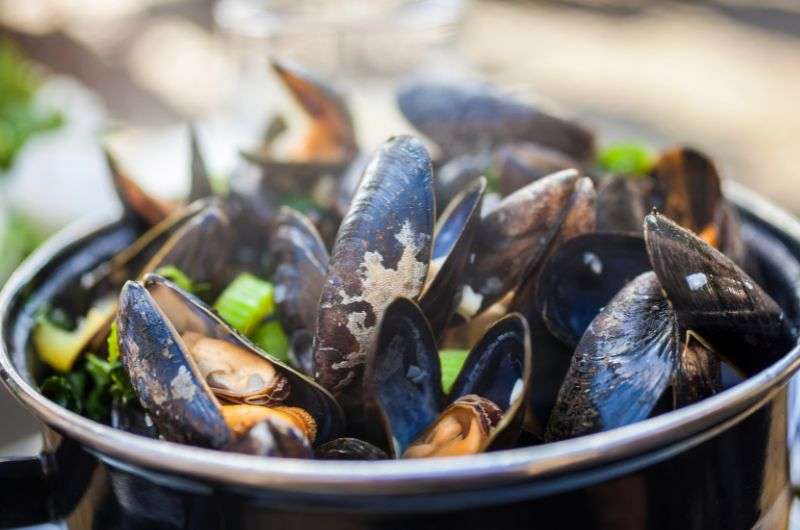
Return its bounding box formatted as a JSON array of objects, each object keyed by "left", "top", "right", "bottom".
[{"left": 1, "top": 0, "right": 800, "bottom": 458}]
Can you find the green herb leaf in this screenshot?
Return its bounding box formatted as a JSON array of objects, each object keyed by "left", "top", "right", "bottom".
[{"left": 597, "top": 142, "right": 655, "bottom": 177}]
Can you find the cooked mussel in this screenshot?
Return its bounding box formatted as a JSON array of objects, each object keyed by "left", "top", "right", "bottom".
[
  {"left": 315, "top": 437, "right": 389, "bottom": 460},
  {"left": 117, "top": 274, "right": 344, "bottom": 449},
  {"left": 364, "top": 298, "right": 532, "bottom": 458}
]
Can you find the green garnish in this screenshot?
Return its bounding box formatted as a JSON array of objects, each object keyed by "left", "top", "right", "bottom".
[
  {"left": 214, "top": 273, "right": 275, "bottom": 336},
  {"left": 155, "top": 265, "right": 194, "bottom": 293},
  {"left": 252, "top": 319, "right": 290, "bottom": 363},
  {"left": 0, "top": 42, "right": 64, "bottom": 171},
  {"left": 597, "top": 142, "right": 655, "bottom": 177},
  {"left": 440, "top": 349, "right": 469, "bottom": 394},
  {"left": 40, "top": 371, "right": 85, "bottom": 413},
  {"left": 107, "top": 320, "right": 120, "bottom": 364}
]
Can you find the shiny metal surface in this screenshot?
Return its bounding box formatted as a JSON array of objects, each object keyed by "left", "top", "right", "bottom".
[{"left": 0, "top": 182, "right": 799, "bottom": 501}]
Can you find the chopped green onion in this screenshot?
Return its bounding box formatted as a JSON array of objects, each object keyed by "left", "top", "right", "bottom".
[
  {"left": 155, "top": 265, "right": 194, "bottom": 293},
  {"left": 440, "top": 349, "right": 469, "bottom": 394},
  {"left": 597, "top": 142, "right": 655, "bottom": 177},
  {"left": 252, "top": 320, "right": 290, "bottom": 363},
  {"left": 107, "top": 320, "right": 120, "bottom": 364},
  {"left": 214, "top": 273, "right": 275, "bottom": 336}
]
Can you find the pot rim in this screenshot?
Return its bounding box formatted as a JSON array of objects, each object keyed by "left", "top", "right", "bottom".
[{"left": 1, "top": 181, "right": 799, "bottom": 496}]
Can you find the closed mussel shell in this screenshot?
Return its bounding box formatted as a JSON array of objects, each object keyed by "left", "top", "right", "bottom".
[
  {"left": 314, "top": 135, "right": 435, "bottom": 399},
  {"left": 545, "top": 272, "right": 679, "bottom": 441},
  {"left": 269, "top": 206, "right": 329, "bottom": 337},
  {"left": 644, "top": 212, "right": 796, "bottom": 375}
]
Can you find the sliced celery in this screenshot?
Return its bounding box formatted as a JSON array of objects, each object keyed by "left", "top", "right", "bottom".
[
  {"left": 214, "top": 273, "right": 275, "bottom": 336},
  {"left": 155, "top": 265, "right": 193, "bottom": 293},
  {"left": 440, "top": 349, "right": 469, "bottom": 394},
  {"left": 252, "top": 320, "right": 290, "bottom": 363}
]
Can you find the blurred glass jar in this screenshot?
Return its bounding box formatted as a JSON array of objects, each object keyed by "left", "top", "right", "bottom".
[
  {"left": 214, "top": 0, "right": 469, "bottom": 79},
  {"left": 213, "top": 0, "right": 471, "bottom": 148}
]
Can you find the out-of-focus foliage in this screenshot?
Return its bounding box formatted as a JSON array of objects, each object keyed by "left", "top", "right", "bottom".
[{"left": 0, "top": 41, "right": 63, "bottom": 171}]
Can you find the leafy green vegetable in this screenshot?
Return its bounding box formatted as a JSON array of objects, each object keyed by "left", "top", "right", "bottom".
[
  {"left": 40, "top": 371, "right": 85, "bottom": 412},
  {"left": 0, "top": 41, "right": 63, "bottom": 171},
  {"left": 252, "top": 319, "right": 290, "bottom": 363},
  {"left": 155, "top": 265, "right": 194, "bottom": 293},
  {"left": 596, "top": 142, "right": 655, "bottom": 177},
  {"left": 440, "top": 349, "right": 469, "bottom": 394},
  {"left": 214, "top": 273, "right": 275, "bottom": 335}
]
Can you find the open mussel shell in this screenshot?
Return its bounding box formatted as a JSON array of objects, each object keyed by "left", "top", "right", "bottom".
[
  {"left": 117, "top": 281, "right": 233, "bottom": 448},
  {"left": 447, "top": 312, "right": 533, "bottom": 451},
  {"left": 644, "top": 212, "right": 796, "bottom": 375},
  {"left": 545, "top": 272, "right": 679, "bottom": 441},
  {"left": 188, "top": 125, "right": 213, "bottom": 203},
  {"left": 458, "top": 170, "right": 583, "bottom": 318},
  {"left": 130, "top": 274, "right": 345, "bottom": 443},
  {"left": 270, "top": 58, "right": 357, "bottom": 162},
  {"left": 104, "top": 147, "right": 174, "bottom": 228},
  {"left": 314, "top": 135, "right": 435, "bottom": 399},
  {"left": 396, "top": 79, "right": 594, "bottom": 163},
  {"left": 315, "top": 438, "right": 389, "bottom": 461},
  {"left": 652, "top": 147, "right": 722, "bottom": 245},
  {"left": 419, "top": 178, "right": 485, "bottom": 338},
  {"left": 269, "top": 207, "right": 329, "bottom": 338},
  {"left": 363, "top": 298, "right": 444, "bottom": 457},
  {"left": 536, "top": 232, "right": 651, "bottom": 347}
]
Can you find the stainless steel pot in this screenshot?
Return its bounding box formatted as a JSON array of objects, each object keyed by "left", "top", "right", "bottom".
[{"left": 1, "top": 182, "right": 799, "bottom": 530}]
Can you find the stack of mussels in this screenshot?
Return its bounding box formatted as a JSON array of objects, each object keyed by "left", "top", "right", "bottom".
[{"left": 36, "top": 60, "right": 799, "bottom": 461}]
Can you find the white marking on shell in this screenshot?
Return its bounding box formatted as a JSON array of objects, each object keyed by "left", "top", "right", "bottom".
[
  {"left": 457, "top": 285, "right": 484, "bottom": 319},
  {"left": 686, "top": 272, "right": 708, "bottom": 291},
  {"left": 170, "top": 366, "right": 197, "bottom": 401},
  {"left": 337, "top": 220, "right": 429, "bottom": 356},
  {"left": 583, "top": 252, "right": 603, "bottom": 275}
]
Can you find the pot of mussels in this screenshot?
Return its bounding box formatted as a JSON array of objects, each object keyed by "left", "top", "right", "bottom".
[{"left": 1, "top": 61, "right": 800, "bottom": 530}]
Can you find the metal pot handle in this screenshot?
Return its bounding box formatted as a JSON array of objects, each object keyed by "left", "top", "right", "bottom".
[
  {"left": 0, "top": 451, "right": 54, "bottom": 528},
  {"left": 0, "top": 430, "right": 96, "bottom": 529}
]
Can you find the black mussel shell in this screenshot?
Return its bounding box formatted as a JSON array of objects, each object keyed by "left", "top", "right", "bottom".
[
  {"left": 314, "top": 438, "right": 389, "bottom": 460},
  {"left": 545, "top": 272, "right": 678, "bottom": 441},
  {"left": 492, "top": 142, "right": 579, "bottom": 197},
  {"left": 644, "top": 212, "right": 796, "bottom": 375},
  {"left": 117, "top": 281, "right": 232, "bottom": 448},
  {"left": 419, "top": 178, "right": 485, "bottom": 339},
  {"left": 188, "top": 125, "right": 213, "bottom": 203},
  {"left": 314, "top": 135, "right": 434, "bottom": 399},
  {"left": 104, "top": 147, "right": 174, "bottom": 228},
  {"left": 269, "top": 207, "right": 329, "bottom": 338},
  {"left": 435, "top": 151, "right": 491, "bottom": 208},
  {"left": 595, "top": 175, "right": 651, "bottom": 235},
  {"left": 536, "top": 232, "right": 651, "bottom": 347},
  {"left": 140, "top": 274, "right": 345, "bottom": 443},
  {"left": 396, "top": 79, "right": 594, "bottom": 163},
  {"left": 336, "top": 153, "right": 370, "bottom": 218},
  {"left": 449, "top": 312, "right": 533, "bottom": 450},
  {"left": 459, "top": 170, "right": 583, "bottom": 318},
  {"left": 674, "top": 332, "right": 721, "bottom": 408},
  {"left": 364, "top": 297, "right": 444, "bottom": 457}
]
